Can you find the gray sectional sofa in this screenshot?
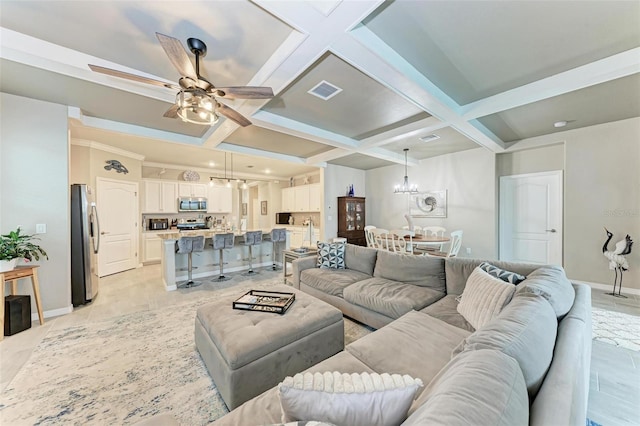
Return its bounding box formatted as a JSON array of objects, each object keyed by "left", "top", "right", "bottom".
[{"left": 212, "top": 244, "right": 592, "bottom": 426}]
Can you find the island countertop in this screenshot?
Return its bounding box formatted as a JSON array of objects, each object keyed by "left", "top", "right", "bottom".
[{"left": 157, "top": 229, "right": 275, "bottom": 240}]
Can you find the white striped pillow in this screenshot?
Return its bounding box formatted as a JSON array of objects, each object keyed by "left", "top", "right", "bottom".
[{"left": 457, "top": 267, "right": 516, "bottom": 329}]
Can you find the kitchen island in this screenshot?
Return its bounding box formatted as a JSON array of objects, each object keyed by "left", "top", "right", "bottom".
[{"left": 159, "top": 230, "right": 290, "bottom": 291}]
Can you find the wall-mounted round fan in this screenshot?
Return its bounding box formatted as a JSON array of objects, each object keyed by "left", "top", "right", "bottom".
[{"left": 89, "top": 33, "right": 274, "bottom": 127}]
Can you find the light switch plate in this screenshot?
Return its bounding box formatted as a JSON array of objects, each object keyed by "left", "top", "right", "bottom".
[{"left": 36, "top": 223, "right": 47, "bottom": 234}]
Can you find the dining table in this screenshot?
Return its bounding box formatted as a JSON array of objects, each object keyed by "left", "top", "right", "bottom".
[{"left": 409, "top": 234, "right": 450, "bottom": 252}]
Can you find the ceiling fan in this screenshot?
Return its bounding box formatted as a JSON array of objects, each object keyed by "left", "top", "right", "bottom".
[{"left": 89, "top": 33, "right": 274, "bottom": 127}]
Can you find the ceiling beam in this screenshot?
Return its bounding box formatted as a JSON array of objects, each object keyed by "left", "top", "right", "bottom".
[
  {"left": 461, "top": 47, "right": 640, "bottom": 120},
  {"left": 216, "top": 142, "right": 325, "bottom": 167}
]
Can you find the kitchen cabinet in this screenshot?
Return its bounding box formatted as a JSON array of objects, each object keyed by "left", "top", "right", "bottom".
[
  {"left": 282, "top": 187, "right": 295, "bottom": 212},
  {"left": 142, "top": 233, "right": 163, "bottom": 263},
  {"left": 178, "top": 182, "right": 207, "bottom": 198},
  {"left": 308, "top": 184, "right": 321, "bottom": 212},
  {"left": 337, "top": 196, "right": 366, "bottom": 246},
  {"left": 294, "top": 186, "right": 310, "bottom": 212},
  {"left": 143, "top": 180, "right": 177, "bottom": 213},
  {"left": 286, "top": 226, "right": 320, "bottom": 249},
  {"left": 207, "top": 186, "right": 233, "bottom": 213}
]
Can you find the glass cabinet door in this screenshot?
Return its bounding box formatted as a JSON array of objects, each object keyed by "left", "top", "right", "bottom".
[
  {"left": 354, "top": 201, "right": 364, "bottom": 231},
  {"left": 345, "top": 200, "right": 356, "bottom": 231}
]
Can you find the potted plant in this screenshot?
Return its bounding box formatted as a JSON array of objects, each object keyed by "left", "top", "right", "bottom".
[{"left": 0, "top": 228, "right": 49, "bottom": 272}]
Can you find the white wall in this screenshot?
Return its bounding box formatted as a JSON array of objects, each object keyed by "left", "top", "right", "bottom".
[
  {"left": 366, "top": 148, "right": 497, "bottom": 259},
  {"left": 322, "top": 164, "right": 366, "bottom": 241},
  {"left": 1, "top": 93, "right": 71, "bottom": 316}
]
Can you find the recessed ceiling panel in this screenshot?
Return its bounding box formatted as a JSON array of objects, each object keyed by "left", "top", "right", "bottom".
[
  {"left": 226, "top": 126, "right": 333, "bottom": 158},
  {"left": 262, "top": 52, "right": 430, "bottom": 139},
  {"left": 384, "top": 127, "right": 480, "bottom": 160},
  {"left": 0, "top": 59, "right": 206, "bottom": 137},
  {"left": 70, "top": 126, "right": 320, "bottom": 178},
  {"left": 364, "top": 1, "right": 640, "bottom": 105},
  {"left": 0, "top": 1, "right": 292, "bottom": 87},
  {"left": 478, "top": 73, "right": 640, "bottom": 142},
  {"left": 329, "top": 153, "right": 394, "bottom": 170}
]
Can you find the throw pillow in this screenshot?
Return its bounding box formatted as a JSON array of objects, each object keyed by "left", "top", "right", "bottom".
[
  {"left": 457, "top": 267, "right": 516, "bottom": 329},
  {"left": 317, "top": 242, "right": 346, "bottom": 269},
  {"left": 278, "top": 371, "right": 423, "bottom": 426},
  {"left": 479, "top": 261, "right": 527, "bottom": 284}
]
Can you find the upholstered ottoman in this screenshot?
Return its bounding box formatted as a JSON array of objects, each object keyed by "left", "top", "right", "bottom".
[{"left": 194, "top": 284, "right": 344, "bottom": 410}]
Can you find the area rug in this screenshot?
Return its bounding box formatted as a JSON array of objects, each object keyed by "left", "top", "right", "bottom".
[
  {"left": 0, "top": 277, "right": 373, "bottom": 425},
  {"left": 0, "top": 283, "right": 257, "bottom": 425},
  {"left": 592, "top": 307, "right": 640, "bottom": 352}
]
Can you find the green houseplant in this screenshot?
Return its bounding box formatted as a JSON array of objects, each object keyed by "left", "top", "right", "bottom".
[{"left": 0, "top": 228, "right": 48, "bottom": 272}]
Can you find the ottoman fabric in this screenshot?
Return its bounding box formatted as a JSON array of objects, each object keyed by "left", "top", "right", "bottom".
[{"left": 195, "top": 285, "right": 344, "bottom": 410}]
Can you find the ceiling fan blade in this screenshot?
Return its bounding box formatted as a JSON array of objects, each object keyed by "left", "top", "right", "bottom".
[
  {"left": 216, "top": 102, "right": 251, "bottom": 127},
  {"left": 89, "top": 64, "right": 179, "bottom": 90},
  {"left": 163, "top": 104, "right": 179, "bottom": 119},
  {"left": 213, "top": 86, "right": 274, "bottom": 100},
  {"left": 156, "top": 32, "right": 198, "bottom": 81}
]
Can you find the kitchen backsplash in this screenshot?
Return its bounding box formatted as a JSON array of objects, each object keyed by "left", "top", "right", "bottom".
[
  {"left": 143, "top": 213, "right": 234, "bottom": 229},
  {"left": 290, "top": 213, "right": 320, "bottom": 226}
]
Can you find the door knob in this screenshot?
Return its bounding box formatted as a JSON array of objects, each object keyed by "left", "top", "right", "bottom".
[
  {"left": 545, "top": 229, "right": 557, "bottom": 233},
  {"left": 101, "top": 231, "right": 110, "bottom": 235}
]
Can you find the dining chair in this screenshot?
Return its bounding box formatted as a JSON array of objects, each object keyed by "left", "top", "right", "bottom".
[
  {"left": 390, "top": 229, "right": 414, "bottom": 254},
  {"left": 370, "top": 228, "right": 391, "bottom": 250},
  {"left": 425, "top": 230, "right": 463, "bottom": 258},
  {"left": 421, "top": 226, "right": 447, "bottom": 251},
  {"left": 364, "top": 225, "right": 377, "bottom": 248}
]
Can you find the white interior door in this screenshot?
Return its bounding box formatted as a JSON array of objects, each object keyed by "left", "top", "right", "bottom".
[
  {"left": 499, "top": 171, "right": 563, "bottom": 265},
  {"left": 97, "top": 178, "right": 139, "bottom": 277}
]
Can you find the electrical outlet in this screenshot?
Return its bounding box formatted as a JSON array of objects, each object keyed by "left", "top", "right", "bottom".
[
  {"left": 35, "top": 224, "right": 47, "bottom": 234},
  {"left": 328, "top": 215, "right": 333, "bottom": 221},
  {"left": 466, "top": 247, "right": 472, "bottom": 255}
]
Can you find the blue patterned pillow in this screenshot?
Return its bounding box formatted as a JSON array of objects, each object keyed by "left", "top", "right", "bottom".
[
  {"left": 479, "top": 262, "right": 526, "bottom": 284},
  {"left": 317, "top": 242, "right": 346, "bottom": 269}
]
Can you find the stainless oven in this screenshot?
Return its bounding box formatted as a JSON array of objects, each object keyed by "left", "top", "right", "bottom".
[{"left": 178, "top": 197, "right": 208, "bottom": 212}]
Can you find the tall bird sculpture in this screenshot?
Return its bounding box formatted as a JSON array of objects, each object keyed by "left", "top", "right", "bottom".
[{"left": 602, "top": 228, "right": 634, "bottom": 297}]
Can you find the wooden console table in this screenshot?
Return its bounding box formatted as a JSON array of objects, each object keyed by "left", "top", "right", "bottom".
[{"left": 1, "top": 265, "right": 44, "bottom": 341}]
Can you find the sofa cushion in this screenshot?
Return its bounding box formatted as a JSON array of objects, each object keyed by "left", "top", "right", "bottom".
[
  {"left": 346, "top": 311, "right": 471, "bottom": 388},
  {"left": 301, "top": 268, "right": 372, "bottom": 297},
  {"left": 373, "top": 250, "right": 446, "bottom": 291},
  {"left": 479, "top": 261, "right": 527, "bottom": 284},
  {"left": 403, "top": 349, "right": 528, "bottom": 426},
  {"left": 344, "top": 278, "right": 445, "bottom": 319},
  {"left": 457, "top": 267, "right": 516, "bottom": 329},
  {"left": 515, "top": 265, "right": 575, "bottom": 318},
  {"left": 444, "top": 258, "right": 541, "bottom": 295},
  {"left": 345, "top": 244, "right": 378, "bottom": 275},
  {"left": 317, "top": 242, "right": 346, "bottom": 269},
  {"left": 452, "top": 293, "right": 557, "bottom": 399},
  {"left": 278, "top": 372, "right": 423, "bottom": 426},
  {"left": 419, "top": 295, "right": 474, "bottom": 332}
]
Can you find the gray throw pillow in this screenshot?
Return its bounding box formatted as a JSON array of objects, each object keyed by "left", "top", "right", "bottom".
[
  {"left": 479, "top": 261, "right": 526, "bottom": 284},
  {"left": 317, "top": 242, "right": 346, "bottom": 269}
]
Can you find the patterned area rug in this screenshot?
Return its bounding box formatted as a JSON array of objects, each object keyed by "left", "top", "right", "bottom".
[
  {"left": 0, "top": 278, "right": 372, "bottom": 425},
  {"left": 592, "top": 307, "right": 640, "bottom": 352}
]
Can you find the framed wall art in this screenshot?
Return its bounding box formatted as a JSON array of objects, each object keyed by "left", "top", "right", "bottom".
[
  {"left": 261, "top": 200, "right": 268, "bottom": 215},
  {"left": 242, "top": 203, "right": 248, "bottom": 216},
  {"left": 410, "top": 190, "right": 447, "bottom": 218}
]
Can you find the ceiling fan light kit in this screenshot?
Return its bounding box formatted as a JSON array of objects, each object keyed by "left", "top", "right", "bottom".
[
  {"left": 176, "top": 89, "right": 219, "bottom": 125},
  {"left": 394, "top": 148, "right": 419, "bottom": 194}
]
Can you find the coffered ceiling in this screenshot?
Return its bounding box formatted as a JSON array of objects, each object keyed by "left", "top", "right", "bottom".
[{"left": 1, "top": 0, "right": 638, "bottom": 178}]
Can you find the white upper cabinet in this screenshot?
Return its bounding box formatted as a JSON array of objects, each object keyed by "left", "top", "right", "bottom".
[
  {"left": 178, "top": 182, "right": 207, "bottom": 198},
  {"left": 207, "top": 186, "right": 233, "bottom": 213},
  {"left": 143, "top": 180, "right": 177, "bottom": 213},
  {"left": 282, "top": 184, "right": 321, "bottom": 212},
  {"left": 282, "top": 187, "right": 295, "bottom": 212}
]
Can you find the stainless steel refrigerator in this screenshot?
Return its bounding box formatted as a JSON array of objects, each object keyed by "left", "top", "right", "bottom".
[{"left": 71, "top": 184, "right": 100, "bottom": 306}]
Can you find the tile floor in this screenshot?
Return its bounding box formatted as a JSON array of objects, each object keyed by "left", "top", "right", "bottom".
[{"left": 1, "top": 266, "right": 639, "bottom": 425}]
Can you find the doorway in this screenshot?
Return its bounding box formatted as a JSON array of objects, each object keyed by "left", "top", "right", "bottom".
[
  {"left": 96, "top": 177, "right": 139, "bottom": 277},
  {"left": 499, "top": 171, "right": 563, "bottom": 265}
]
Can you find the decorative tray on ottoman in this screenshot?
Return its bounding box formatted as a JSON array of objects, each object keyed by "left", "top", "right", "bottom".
[{"left": 233, "top": 290, "right": 295, "bottom": 315}]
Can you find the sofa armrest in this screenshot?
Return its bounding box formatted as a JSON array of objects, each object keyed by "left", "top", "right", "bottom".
[{"left": 292, "top": 256, "right": 317, "bottom": 289}]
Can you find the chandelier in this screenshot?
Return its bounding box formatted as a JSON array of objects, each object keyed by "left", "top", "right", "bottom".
[
  {"left": 394, "top": 148, "right": 418, "bottom": 194},
  {"left": 176, "top": 88, "right": 219, "bottom": 125}
]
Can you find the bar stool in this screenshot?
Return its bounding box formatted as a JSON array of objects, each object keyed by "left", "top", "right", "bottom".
[
  {"left": 212, "top": 233, "right": 235, "bottom": 282},
  {"left": 270, "top": 228, "right": 287, "bottom": 270},
  {"left": 242, "top": 230, "right": 262, "bottom": 276},
  {"left": 175, "top": 236, "right": 205, "bottom": 288}
]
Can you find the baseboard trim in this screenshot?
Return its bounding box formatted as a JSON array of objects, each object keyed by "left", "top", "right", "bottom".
[
  {"left": 571, "top": 279, "right": 640, "bottom": 296},
  {"left": 32, "top": 305, "right": 74, "bottom": 321}
]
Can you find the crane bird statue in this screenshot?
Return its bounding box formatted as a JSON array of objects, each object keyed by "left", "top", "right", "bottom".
[{"left": 602, "top": 228, "right": 633, "bottom": 298}]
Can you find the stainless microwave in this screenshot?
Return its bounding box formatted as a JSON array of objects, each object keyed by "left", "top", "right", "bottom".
[
  {"left": 276, "top": 212, "right": 292, "bottom": 225},
  {"left": 178, "top": 197, "right": 208, "bottom": 212}
]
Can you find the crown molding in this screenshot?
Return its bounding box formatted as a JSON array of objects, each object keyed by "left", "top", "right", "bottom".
[{"left": 71, "top": 139, "right": 146, "bottom": 161}]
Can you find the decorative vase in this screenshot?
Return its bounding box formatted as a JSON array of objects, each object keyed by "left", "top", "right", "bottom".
[
  {"left": 0, "top": 258, "right": 17, "bottom": 272},
  {"left": 348, "top": 184, "right": 355, "bottom": 197}
]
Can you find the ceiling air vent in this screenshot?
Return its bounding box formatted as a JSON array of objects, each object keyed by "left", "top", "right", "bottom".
[
  {"left": 419, "top": 134, "right": 441, "bottom": 143},
  {"left": 308, "top": 80, "right": 342, "bottom": 100}
]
